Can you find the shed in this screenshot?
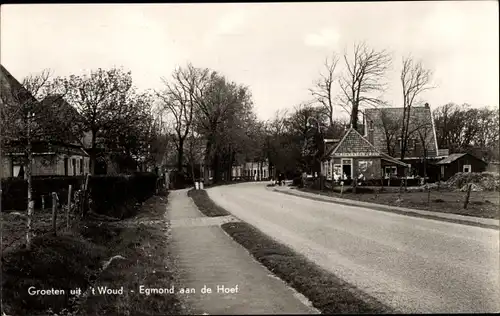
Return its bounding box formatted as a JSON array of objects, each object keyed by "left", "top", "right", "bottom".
[{"left": 436, "top": 153, "right": 487, "bottom": 180}]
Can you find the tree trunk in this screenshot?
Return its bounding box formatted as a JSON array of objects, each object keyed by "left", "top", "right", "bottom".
[
  {"left": 204, "top": 140, "right": 212, "bottom": 183},
  {"left": 26, "top": 139, "right": 34, "bottom": 250},
  {"left": 212, "top": 155, "right": 220, "bottom": 183},
  {"left": 90, "top": 129, "right": 97, "bottom": 175},
  {"left": 177, "top": 138, "right": 184, "bottom": 173}
]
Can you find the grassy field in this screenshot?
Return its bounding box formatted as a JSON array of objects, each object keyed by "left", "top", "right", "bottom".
[
  {"left": 1, "top": 192, "right": 184, "bottom": 316},
  {"left": 299, "top": 187, "right": 500, "bottom": 219}
]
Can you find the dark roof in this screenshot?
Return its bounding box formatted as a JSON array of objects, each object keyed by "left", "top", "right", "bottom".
[
  {"left": 40, "top": 95, "right": 82, "bottom": 121},
  {"left": 0, "top": 64, "right": 37, "bottom": 106},
  {"left": 364, "top": 106, "right": 439, "bottom": 157},
  {"left": 436, "top": 153, "right": 486, "bottom": 165},
  {"left": 5, "top": 140, "right": 89, "bottom": 157}
]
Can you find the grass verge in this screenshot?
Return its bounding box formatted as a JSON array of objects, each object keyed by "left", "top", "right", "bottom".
[
  {"left": 298, "top": 187, "right": 500, "bottom": 219},
  {"left": 221, "top": 221, "right": 394, "bottom": 314},
  {"left": 187, "top": 189, "right": 230, "bottom": 217}
]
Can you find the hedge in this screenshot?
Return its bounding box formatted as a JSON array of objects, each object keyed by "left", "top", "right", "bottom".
[
  {"left": 87, "top": 172, "right": 158, "bottom": 218},
  {"left": 1, "top": 173, "right": 158, "bottom": 217},
  {"left": 1, "top": 176, "right": 85, "bottom": 211}
]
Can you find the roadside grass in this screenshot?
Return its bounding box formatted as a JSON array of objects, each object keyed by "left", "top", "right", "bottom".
[
  {"left": 221, "top": 221, "right": 394, "bottom": 314},
  {"left": 187, "top": 189, "right": 230, "bottom": 217},
  {"left": 1, "top": 230, "right": 107, "bottom": 315},
  {"left": 1, "top": 191, "right": 184, "bottom": 316},
  {"left": 298, "top": 187, "right": 500, "bottom": 219}
]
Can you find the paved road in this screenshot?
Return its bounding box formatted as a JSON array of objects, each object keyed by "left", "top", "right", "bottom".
[{"left": 207, "top": 182, "right": 500, "bottom": 313}]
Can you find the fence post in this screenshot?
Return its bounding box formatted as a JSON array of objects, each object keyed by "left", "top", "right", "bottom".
[
  {"left": 340, "top": 181, "right": 344, "bottom": 197},
  {"left": 427, "top": 186, "right": 431, "bottom": 209},
  {"left": 67, "top": 185, "right": 72, "bottom": 230},
  {"left": 52, "top": 192, "right": 57, "bottom": 236},
  {"left": 41, "top": 195, "right": 45, "bottom": 211},
  {"left": 463, "top": 183, "right": 472, "bottom": 209},
  {"left": 81, "top": 174, "right": 90, "bottom": 217}
]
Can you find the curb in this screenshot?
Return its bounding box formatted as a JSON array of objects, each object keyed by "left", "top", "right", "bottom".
[{"left": 270, "top": 188, "right": 499, "bottom": 230}]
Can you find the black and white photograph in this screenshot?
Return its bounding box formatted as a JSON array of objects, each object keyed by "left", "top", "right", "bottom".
[{"left": 1, "top": 2, "right": 499, "bottom": 315}]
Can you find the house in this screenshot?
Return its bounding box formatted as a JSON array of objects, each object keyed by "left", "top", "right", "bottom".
[
  {"left": 0, "top": 65, "right": 90, "bottom": 178},
  {"left": 232, "top": 160, "right": 270, "bottom": 181},
  {"left": 363, "top": 104, "right": 449, "bottom": 180},
  {"left": 321, "top": 127, "right": 409, "bottom": 181},
  {"left": 436, "top": 153, "right": 487, "bottom": 180},
  {"left": 3, "top": 140, "right": 90, "bottom": 178}
]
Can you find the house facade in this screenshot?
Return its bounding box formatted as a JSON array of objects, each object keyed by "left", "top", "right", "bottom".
[
  {"left": 321, "top": 127, "right": 409, "bottom": 181},
  {"left": 2, "top": 141, "right": 90, "bottom": 178},
  {"left": 231, "top": 160, "right": 270, "bottom": 181}
]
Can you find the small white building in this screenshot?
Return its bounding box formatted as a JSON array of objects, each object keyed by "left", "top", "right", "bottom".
[{"left": 232, "top": 160, "right": 270, "bottom": 181}]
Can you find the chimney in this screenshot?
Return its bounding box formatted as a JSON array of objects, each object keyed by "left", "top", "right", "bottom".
[{"left": 367, "top": 120, "right": 374, "bottom": 145}]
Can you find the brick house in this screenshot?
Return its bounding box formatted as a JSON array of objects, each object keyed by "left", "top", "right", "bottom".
[
  {"left": 321, "top": 127, "right": 409, "bottom": 181},
  {"left": 362, "top": 104, "right": 449, "bottom": 180}
]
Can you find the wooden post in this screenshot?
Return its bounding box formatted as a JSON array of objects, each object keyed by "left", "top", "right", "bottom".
[
  {"left": 52, "top": 192, "right": 57, "bottom": 236},
  {"left": 67, "top": 185, "right": 72, "bottom": 229},
  {"left": 340, "top": 181, "right": 344, "bottom": 196},
  {"left": 463, "top": 183, "right": 472, "bottom": 209},
  {"left": 81, "top": 174, "right": 90, "bottom": 217},
  {"left": 41, "top": 195, "right": 45, "bottom": 211},
  {"left": 427, "top": 186, "right": 431, "bottom": 209}
]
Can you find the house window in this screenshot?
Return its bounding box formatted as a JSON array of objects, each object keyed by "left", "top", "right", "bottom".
[
  {"left": 463, "top": 164, "right": 471, "bottom": 173},
  {"left": 385, "top": 166, "right": 397, "bottom": 178},
  {"left": 12, "top": 164, "right": 24, "bottom": 178},
  {"left": 333, "top": 164, "right": 342, "bottom": 180},
  {"left": 369, "top": 120, "right": 373, "bottom": 130},
  {"left": 80, "top": 158, "right": 84, "bottom": 174}
]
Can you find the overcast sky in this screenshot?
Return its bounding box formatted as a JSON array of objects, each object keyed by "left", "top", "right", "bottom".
[{"left": 1, "top": 2, "right": 498, "bottom": 120}]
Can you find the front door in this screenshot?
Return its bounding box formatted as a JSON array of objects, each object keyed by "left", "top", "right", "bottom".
[{"left": 64, "top": 158, "right": 69, "bottom": 176}]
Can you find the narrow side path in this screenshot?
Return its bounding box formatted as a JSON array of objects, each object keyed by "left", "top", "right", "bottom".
[{"left": 168, "top": 189, "right": 319, "bottom": 315}]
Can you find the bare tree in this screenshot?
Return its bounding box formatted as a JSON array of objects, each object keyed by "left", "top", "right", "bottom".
[
  {"left": 156, "top": 64, "right": 207, "bottom": 174},
  {"left": 339, "top": 42, "right": 392, "bottom": 131},
  {"left": 399, "top": 56, "right": 433, "bottom": 160},
  {"left": 310, "top": 54, "right": 340, "bottom": 126}
]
